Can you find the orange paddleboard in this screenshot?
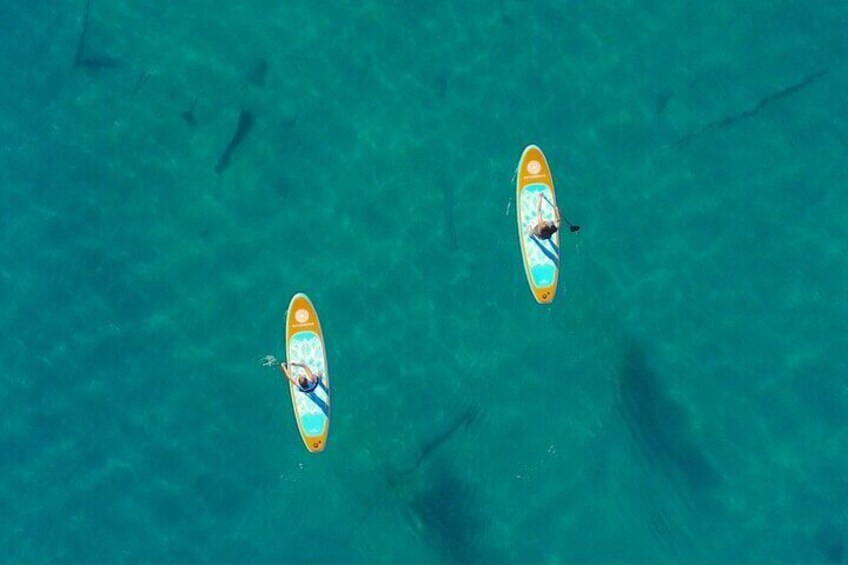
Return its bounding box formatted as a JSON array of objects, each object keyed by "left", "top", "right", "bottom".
[
  {"left": 516, "top": 145, "right": 560, "bottom": 304},
  {"left": 285, "top": 293, "right": 330, "bottom": 452}
]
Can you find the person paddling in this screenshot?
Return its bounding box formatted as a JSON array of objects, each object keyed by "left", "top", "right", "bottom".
[
  {"left": 281, "top": 362, "right": 323, "bottom": 393},
  {"left": 529, "top": 193, "right": 580, "bottom": 239}
]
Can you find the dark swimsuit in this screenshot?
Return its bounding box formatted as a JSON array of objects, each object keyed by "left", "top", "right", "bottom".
[
  {"left": 297, "top": 377, "right": 320, "bottom": 393},
  {"left": 536, "top": 222, "right": 558, "bottom": 240}
]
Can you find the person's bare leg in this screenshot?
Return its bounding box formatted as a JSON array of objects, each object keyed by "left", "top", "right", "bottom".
[
  {"left": 536, "top": 193, "right": 544, "bottom": 223},
  {"left": 528, "top": 193, "right": 543, "bottom": 235}
]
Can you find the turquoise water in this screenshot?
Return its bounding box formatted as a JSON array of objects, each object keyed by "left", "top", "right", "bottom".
[{"left": 2, "top": 1, "right": 847, "bottom": 562}]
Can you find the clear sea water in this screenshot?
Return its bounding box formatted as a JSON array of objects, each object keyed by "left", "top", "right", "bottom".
[{"left": 2, "top": 1, "right": 847, "bottom": 563}]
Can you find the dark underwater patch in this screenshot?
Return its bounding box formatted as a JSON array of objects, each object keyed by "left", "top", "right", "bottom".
[{"left": 618, "top": 340, "right": 721, "bottom": 492}]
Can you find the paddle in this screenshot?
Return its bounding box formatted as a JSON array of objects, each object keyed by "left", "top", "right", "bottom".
[{"left": 541, "top": 193, "right": 580, "bottom": 233}]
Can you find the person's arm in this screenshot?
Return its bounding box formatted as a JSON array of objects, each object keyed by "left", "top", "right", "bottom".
[
  {"left": 280, "top": 362, "right": 298, "bottom": 386},
  {"left": 290, "top": 362, "right": 319, "bottom": 381},
  {"left": 300, "top": 365, "right": 317, "bottom": 381},
  {"left": 553, "top": 205, "right": 561, "bottom": 228}
]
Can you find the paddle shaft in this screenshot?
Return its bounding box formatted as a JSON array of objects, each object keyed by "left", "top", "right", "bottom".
[{"left": 540, "top": 193, "right": 580, "bottom": 232}]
